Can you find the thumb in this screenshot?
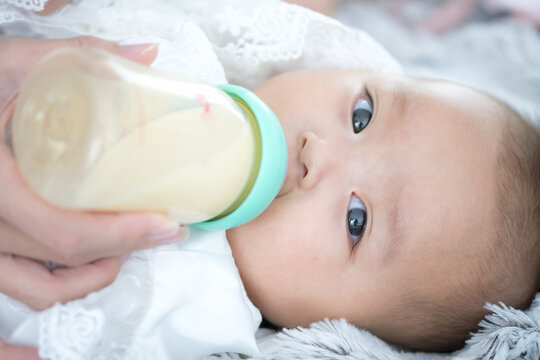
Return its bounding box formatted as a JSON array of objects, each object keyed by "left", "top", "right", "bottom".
[
  {"left": 37, "top": 0, "right": 72, "bottom": 15},
  {"left": 0, "top": 36, "right": 158, "bottom": 107},
  {"left": 0, "top": 338, "right": 41, "bottom": 360},
  {"left": 58, "top": 36, "right": 159, "bottom": 66},
  {"left": 116, "top": 43, "right": 159, "bottom": 66}
]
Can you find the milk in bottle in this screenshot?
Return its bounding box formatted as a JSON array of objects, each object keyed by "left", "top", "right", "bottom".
[{"left": 10, "top": 48, "right": 287, "bottom": 230}]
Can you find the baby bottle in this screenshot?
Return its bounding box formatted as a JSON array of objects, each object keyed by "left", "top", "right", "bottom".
[{"left": 9, "top": 47, "right": 287, "bottom": 230}]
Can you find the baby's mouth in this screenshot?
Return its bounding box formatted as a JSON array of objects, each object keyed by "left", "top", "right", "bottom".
[
  {"left": 276, "top": 157, "right": 300, "bottom": 198},
  {"left": 276, "top": 158, "right": 308, "bottom": 198},
  {"left": 276, "top": 134, "right": 311, "bottom": 198},
  {"left": 276, "top": 172, "right": 293, "bottom": 198}
]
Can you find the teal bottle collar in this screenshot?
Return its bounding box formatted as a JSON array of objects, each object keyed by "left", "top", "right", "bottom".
[{"left": 193, "top": 84, "right": 287, "bottom": 231}]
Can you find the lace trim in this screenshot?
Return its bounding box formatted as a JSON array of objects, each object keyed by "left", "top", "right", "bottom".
[
  {"left": 214, "top": 4, "right": 309, "bottom": 63},
  {"left": 37, "top": 251, "right": 153, "bottom": 360},
  {"left": 193, "top": 3, "right": 401, "bottom": 88},
  {"left": 0, "top": 0, "right": 48, "bottom": 12},
  {"left": 0, "top": 0, "right": 400, "bottom": 88},
  {"left": 0, "top": 4, "right": 26, "bottom": 23},
  {"left": 38, "top": 304, "right": 105, "bottom": 360},
  {"left": 0, "top": 0, "right": 227, "bottom": 84}
]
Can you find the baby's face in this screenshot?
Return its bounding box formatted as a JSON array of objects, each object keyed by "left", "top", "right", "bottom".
[{"left": 226, "top": 70, "right": 502, "bottom": 336}]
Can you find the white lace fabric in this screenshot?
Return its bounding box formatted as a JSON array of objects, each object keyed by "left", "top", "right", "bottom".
[
  {"left": 2, "top": 251, "right": 153, "bottom": 360},
  {"left": 0, "top": 0, "right": 48, "bottom": 12},
  {"left": 193, "top": 3, "right": 401, "bottom": 88},
  {"left": 39, "top": 306, "right": 105, "bottom": 360},
  {"left": 0, "top": 0, "right": 401, "bottom": 88},
  {"left": 1, "top": 231, "right": 262, "bottom": 360}
]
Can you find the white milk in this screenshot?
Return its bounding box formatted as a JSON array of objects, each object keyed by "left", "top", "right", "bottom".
[
  {"left": 76, "top": 106, "right": 255, "bottom": 223},
  {"left": 11, "top": 48, "right": 259, "bottom": 224}
]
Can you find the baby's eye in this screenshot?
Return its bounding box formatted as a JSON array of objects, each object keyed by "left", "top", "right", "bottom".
[
  {"left": 347, "top": 195, "right": 367, "bottom": 248},
  {"left": 352, "top": 94, "right": 373, "bottom": 134}
]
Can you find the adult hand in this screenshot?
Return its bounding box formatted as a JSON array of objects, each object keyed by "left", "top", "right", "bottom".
[
  {"left": 0, "top": 338, "right": 40, "bottom": 360},
  {"left": 284, "top": 0, "right": 339, "bottom": 16},
  {"left": 416, "top": 0, "right": 477, "bottom": 33},
  {"left": 0, "top": 36, "right": 186, "bottom": 310},
  {"left": 36, "top": 0, "right": 72, "bottom": 15}
]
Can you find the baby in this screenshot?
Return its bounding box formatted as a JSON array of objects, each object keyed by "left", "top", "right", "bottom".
[
  {"left": 228, "top": 69, "right": 540, "bottom": 352},
  {"left": 3, "top": 66, "right": 539, "bottom": 357},
  {"left": 1, "top": 0, "right": 539, "bottom": 356}
]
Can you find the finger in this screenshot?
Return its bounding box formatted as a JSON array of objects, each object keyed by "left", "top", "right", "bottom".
[
  {"left": 417, "top": 0, "right": 476, "bottom": 33},
  {"left": 2, "top": 36, "right": 158, "bottom": 74},
  {"left": 0, "top": 219, "right": 55, "bottom": 262},
  {"left": 0, "top": 37, "right": 157, "bottom": 107},
  {"left": 283, "top": 0, "right": 339, "bottom": 16},
  {"left": 0, "top": 89, "right": 17, "bottom": 140},
  {"left": 0, "top": 170, "right": 184, "bottom": 264},
  {"left": 0, "top": 253, "right": 124, "bottom": 310},
  {"left": 0, "top": 218, "right": 185, "bottom": 265},
  {"left": 115, "top": 43, "right": 159, "bottom": 66},
  {"left": 0, "top": 86, "right": 184, "bottom": 266},
  {"left": 37, "top": 0, "right": 72, "bottom": 15},
  {"left": 0, "top": 338, "right": 41, "bottom": 360},
  {"left": 47, "top": 36, "right": 159, "bottom": 66},
  {"left": 0, "top": 193, "right": 185, "bottom": 266},
  {"left": 137, "top": 225, "right": 190, "bottom": 251}
]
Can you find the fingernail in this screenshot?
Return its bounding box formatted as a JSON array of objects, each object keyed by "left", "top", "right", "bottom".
[
  {"left": 120, "top": 252, "right": 131, "bottom": 264},
  {"left": 0, "top": 91, "right": 18, "bottom": 136},
  {"left": 158, "top": 225, "right": 189, "bottom": 245},
  {"left": 145, "top": 220, "right": 180, "bottom": 242},
  {"left": 119, "top": 43, "right": 158, "bottom": 57}
]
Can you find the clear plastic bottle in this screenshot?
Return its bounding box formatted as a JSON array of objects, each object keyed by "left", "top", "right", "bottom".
[{"left": 10, "top": 47, "right": 287, "bottom": 230}]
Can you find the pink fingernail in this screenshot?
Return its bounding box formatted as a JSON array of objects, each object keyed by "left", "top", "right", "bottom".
[
  {"left": 120, "top": 252, "right": 132, "bottom": 264},
  {"left": 158, "top": 225, "right": 189, "bottom": 245},
  {"left": 119, "top": 43, "right": 158, "bottom": 57},
  {"left": 146, "top": 220, "right": 180, "bottom": 241}
]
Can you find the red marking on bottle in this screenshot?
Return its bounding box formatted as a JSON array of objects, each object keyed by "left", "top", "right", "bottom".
[
  {"left": 195, "top": 94, "right": 211, "bottom": 114},
  {"left": 136, "top": 87, "right": 147, "bottom": 146}
]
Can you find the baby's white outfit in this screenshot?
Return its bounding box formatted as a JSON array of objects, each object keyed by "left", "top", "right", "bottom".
[
  {"left": 0, "top": 1, "right": 401, "bottom": 359},
  {"left": 0, "top": 230, "right": 261, "bottom": 359}
]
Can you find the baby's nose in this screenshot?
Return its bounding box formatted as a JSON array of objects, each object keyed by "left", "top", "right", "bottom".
[{"left": 298, "top": 131, "right": 331, "bottom": 191}]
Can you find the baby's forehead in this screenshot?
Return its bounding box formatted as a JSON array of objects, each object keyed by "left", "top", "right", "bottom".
[
  {"left": 398, "top": 75, "right": 508, "bottom": 133},
  {"left": 372, "top": 76, "right": 504, "bottom": 260},
  {"left": 388, "top": 165, "right": 497, "bottom": 287}
]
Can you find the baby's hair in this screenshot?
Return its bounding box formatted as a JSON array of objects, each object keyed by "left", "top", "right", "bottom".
[
  {"left": 377, "top": 102, "right": 540, "bottom": 353},
  {"left": 492, "top": 105, "right": 540, "bottom": 302}
]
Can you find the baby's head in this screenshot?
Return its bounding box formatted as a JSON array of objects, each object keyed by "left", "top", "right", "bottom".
[{"left": 226, "top": 70, "right": 540, "bottom": 351}]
